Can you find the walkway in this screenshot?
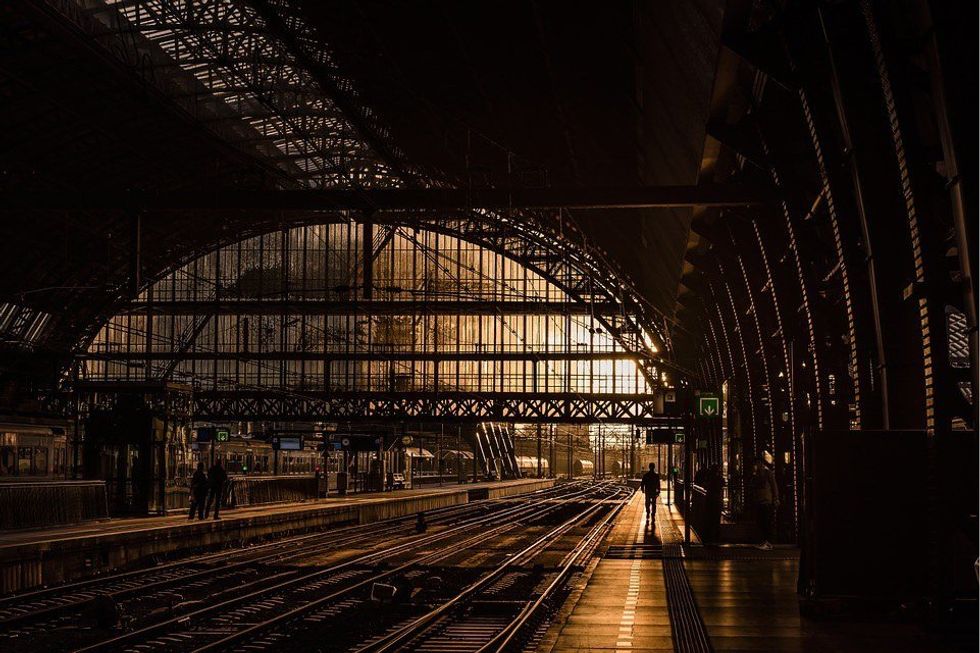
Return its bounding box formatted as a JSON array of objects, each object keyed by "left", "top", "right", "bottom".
[
  {"left": 548, "top": 492, "right": 671, "bottom": 651},
  {"left": 0, "top": 478, "right": 541, "bottom": 548},
  {"left": 0, "top": 478, "right": 554, "bottom": 594},
  {"left": 545, "top": 491, "right": 971, "bottom": 653}
]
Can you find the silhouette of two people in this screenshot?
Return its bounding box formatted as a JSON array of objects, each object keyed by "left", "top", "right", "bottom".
[
  {"left": 189, "top": 459, "right": 228, "bottom": 521},
  {"left": 188, "top": 462, "right": 208, "bottom": 520}
]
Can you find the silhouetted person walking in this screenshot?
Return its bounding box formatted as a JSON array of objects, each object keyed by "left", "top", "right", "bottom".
[
  {"left": 206, "top": 459, "right": 228, "bottom": 520},
  {"left": 188, "top": 462, "right": 208, "bottom": 520},
  {"left": 640, "top": 463, "right": 661, "bottom": 522},
  {"left": 750, "top": 458, "right": 778, "bottom": 549}
]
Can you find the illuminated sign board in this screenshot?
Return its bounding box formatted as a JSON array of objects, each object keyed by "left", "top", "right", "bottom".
[
  {"left": 197, "top": 426, "right": 231, "bottom": 443},
  {"left": 698, "top": 395, "right": 719, "bottom": 417},
  {"left": 273, "top": 436, "right": 303, "bottom": 451}
]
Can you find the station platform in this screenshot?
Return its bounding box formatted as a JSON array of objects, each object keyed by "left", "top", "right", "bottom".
[
  {"left": 543, "top": 492, "right": 971, "bottom": 653},
  {"left": 0, "top": 478, "right": 554, "bottom": 594}
]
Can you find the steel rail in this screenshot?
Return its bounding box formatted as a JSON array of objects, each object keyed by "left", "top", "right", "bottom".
[
  {"left": 477, "top": 486, "right": 633, "bottom": 653},
  {"left": 71, "top": 483, "right": 594, "bottom": 653},
  {"left": 186, "top": 483, "right": 606, "bottom": 653},
  {"left": 0, "top": 492, "right": 505, "bottom": 626},
  {"left": 2, "top": 485, "right": 563, "bottom": 632},
  {"left": 1, "top": 506, "right": 439, "bottom": 629},
  {"left": 354, "top": 483, "right": 630, "bottom": 653}
]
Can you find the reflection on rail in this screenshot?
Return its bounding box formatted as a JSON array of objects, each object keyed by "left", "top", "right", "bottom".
[{"left": 0, "top": 481, "right": 630, "bottom": 653}]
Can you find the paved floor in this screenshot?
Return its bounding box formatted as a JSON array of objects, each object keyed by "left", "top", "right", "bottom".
[
  {"left": 0, "top": 479, "right": 541, "bottom": 549},
  {"left": 546, "top": 492, "right": 973, "bottom": 653},
  {"left": 687, "top": 558, "right": 974, "bottom": 652},
  {"left": 550, "top": 492, "right": 673, "bottom": 652}
]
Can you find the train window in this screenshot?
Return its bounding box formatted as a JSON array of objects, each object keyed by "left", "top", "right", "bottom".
[
  {"left": 18, "top": 446, "right": 33, "bottom": 474},
  {"left": 35, "top": 447, "right": 48, "bottom": 475},
  {"left": 0, "top": 446, "right": 14, "bottom": 476},
  {"left": 54, "top": 447, "right": 66, "bottom": 476}
]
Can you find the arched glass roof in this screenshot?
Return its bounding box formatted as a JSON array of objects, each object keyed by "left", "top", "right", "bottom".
[{"left": 84, "top": 223, "right": 661, "bottom": 399}]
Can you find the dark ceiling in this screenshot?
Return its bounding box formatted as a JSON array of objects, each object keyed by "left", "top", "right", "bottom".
[
  {"left": 0, "top": 0, "right": 722, "bottom": 380},
  {"left": 298, "top": 0, "right": 724, "bottom": 315}
]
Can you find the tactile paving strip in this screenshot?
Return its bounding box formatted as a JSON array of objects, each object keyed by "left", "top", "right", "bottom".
[
  {"left": 682, "top": 546, "right": 799, "bottom": 561},
  {"left": 658, "top": 504, "right": 713, "bottom": 653},
  {"left": 605, "top": 544, "right": 664, "bottom": 559}
]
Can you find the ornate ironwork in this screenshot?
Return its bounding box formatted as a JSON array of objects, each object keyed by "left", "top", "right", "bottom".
[{"left": 191, "top": 390, "right": 673, "bottom": 425}]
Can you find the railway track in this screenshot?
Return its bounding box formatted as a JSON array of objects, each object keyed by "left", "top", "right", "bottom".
[
  {"left": 0, "top": 484, "right": 570, "bottom": 649},
  {"left": 0, "top": 501, "right": 473, "bottom": 626},
  {"left": 188, "top": 484, "right": 617, "bottom": 653},
  {"left": 354, "top": 484, "right": 631, "bottom": 653},
  {"left": 69, "top": 482, "right": 601, "bottom": 653}
]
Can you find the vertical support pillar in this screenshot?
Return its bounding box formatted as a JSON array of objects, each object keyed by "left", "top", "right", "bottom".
[
  {"left": 362, "top": 218, "right": 373, "bottom": 300},
  {"left": 567, "top": 429, "right": 572, "bottom": 480},
  {"left": 156, "top": 397, "right": 167, "bottom": 516},
  {"left": 472, "top": 428, "right": 479, "bottom": 482},
  {"left": 536, "top": 423, "right": 542, "bottom": 478},
  {"left": 685, "top": 406, "right": 694, "bottom": 544},
  {"left": 548, "top": 425, "right": 555, "bottom": 478},
  {"left": 437, "top": 425, "right": 443, "bottom": 486},
  {"left": 129, "top": 210, "right": 142, "bottom": 296},
  {"left": 71, "top": 363, "right": 81, "bottom": 480},
  {"left": 457, "top": 425, "right": 464, "bottom": 483}
]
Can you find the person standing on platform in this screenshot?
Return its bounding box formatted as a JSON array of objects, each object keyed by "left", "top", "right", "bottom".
[
  {"left": 640, "top": 463, "right": 661, "bottom": 522},
  {"left": 704, "top": 464, "right": 724, "bottom": 543},
  {"left": 750, "top": 457, "right": 778, "bottom": 549},
  {"left": 188, "top": 462, "right": 208, "bottom": 520},
  {"left": 206, "top": 459, "right": 228, "bottom": 520}
]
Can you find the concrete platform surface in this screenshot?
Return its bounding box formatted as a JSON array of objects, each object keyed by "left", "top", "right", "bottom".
[
  {"left": 542, "top": 491, "right": 972, "bottom": 653},
  {"left": 547, "top": 491, "right": 673, "bottom": 653},
  {"left": 0, "top": 478, "right": 554, "bottom": 593}
]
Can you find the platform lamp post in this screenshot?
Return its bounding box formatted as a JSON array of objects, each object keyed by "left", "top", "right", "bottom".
[
  {"left": 684, "top": 389, "right": 695, "bottom": 545},
  {"left": 71, "top": 362, "right": 81, "bottom": 480},
  {"left": 592, "top": 429, "right": 598, "bottom": 480},
  {"left": 418, "top": 422, "right": 424, "bottom": 487},
  {"left": 567, "top": 429, "right": 572, "bottom": 480},
  {"left": 456, "top": 425, "right": 463, "bottom": 484},
  {"left": 472, "top": 427, "right": 479, "bottom": 483},
  {"left": 536, "top": 423, "right": 542, "bottom": 478},
  {"left": 548, "top": 424, "right": 555, "bottom": 478},
  {"left": 327, "top": 426, "right": 337, "bottom": 496},
  {"left": 437, "top": 423, "right": 443, "bottom": 487},
  {"left": 629, "top": 428, "right": 635, "bottom": 479}
]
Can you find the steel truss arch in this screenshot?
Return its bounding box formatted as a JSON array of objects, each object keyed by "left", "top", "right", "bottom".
[
  {"left": 81, "top": 212, "right": 680, "bottom": 423},
  {"left": 77, "top": 208, "right": 680, "bottom": 385}
]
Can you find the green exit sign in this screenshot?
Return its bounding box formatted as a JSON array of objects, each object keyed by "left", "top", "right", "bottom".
[
  {"left": 698, "top": 395, "right": 720, "bottom": 417},
  {"left": 216, "top": 429, "right": 230, "bottom": 442}
]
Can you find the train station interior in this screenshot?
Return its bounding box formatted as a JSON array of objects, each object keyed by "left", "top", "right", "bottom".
[{"left": 0, "top": 1, "right": 976, "bottom": 651}]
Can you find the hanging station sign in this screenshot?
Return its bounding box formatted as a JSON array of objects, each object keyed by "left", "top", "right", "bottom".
[{"left": 698, "top": 395, "right": 720, "bottom": 417}]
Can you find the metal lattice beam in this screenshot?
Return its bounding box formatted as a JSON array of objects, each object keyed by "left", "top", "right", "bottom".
[
  {"left": 190, "top": 389, "right": 675, "bottom": 424},
  {"left": 120, "top": 300, "right": 626, "bottom": 316},
  {"left": 0, "top": 184, "right": 775, "bottom": 211},
  {"left": 81, "top": 351, "right": 652, "bottom": 362}
]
